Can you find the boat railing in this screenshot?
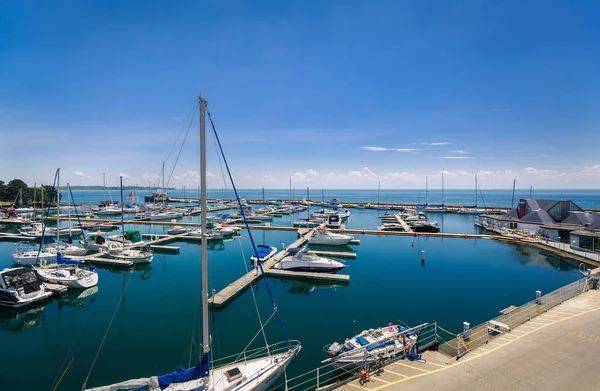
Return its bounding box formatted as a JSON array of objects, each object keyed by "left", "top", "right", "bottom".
[
  {"left": 437, "top": 276, "right": 593, "bottom": 359},
  {"left": 210, "top": 340, "right": 301, "bottom": 367},
  {"left": 285, "top": 323, "right": 438, "bottom": 391}
]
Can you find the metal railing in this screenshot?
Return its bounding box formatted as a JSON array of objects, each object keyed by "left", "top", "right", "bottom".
[
  {"left": 283, "top": 323, "right": 438, "bottom": 391},
  {"left": 438, "top": 277, "right": 592, "bottom": 359}
]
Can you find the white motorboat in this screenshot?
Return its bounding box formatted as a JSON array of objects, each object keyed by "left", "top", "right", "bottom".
[
  {"left": 213, "top": 225, "right": 240, "bottom": 237},
  {"left": 95, "top": 207, "right": 122, "bottom": 216},
  {"left": 36, "top": 253, "right": 98, "bottom": 289},
  {"left": 325, "top": 214, "right": 342, "bottom": 229},
  {"left": 167, "top": 226, "right": 195, "bottom": 235},
  {"left": 308, "top": 227, "right": 353, "bottom": 246},
  {"left": 274, "top": 247, "right": 345, "bottom": 273},
  {"left": 0, "top": 267, "right": 53, "bottom": 308},
  {"left": 323, "top": 323, "right": 425, "bottom": 368},
  {"left": 457, "top": 207, "right": 485, "bottom": 214},
  {"left": 108, "top": 248, "right": 153, "bottom": 264},
  {"left": 11, "top": 242, "right": 57, "bottom": 265},
  {"left": 149, "top": 211, "right": 183, "bottom": 221},
  {"left": 407, "top": 220, "right": 440, "bottom": 233},
  {"left": 250, "top": 245, "right": 278, "bottom": 264},
  {"left": 377, "top": 223, "right": 406, "bottom": 231}
]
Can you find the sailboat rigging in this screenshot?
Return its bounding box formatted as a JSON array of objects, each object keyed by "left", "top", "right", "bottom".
[{"left": 84, "top": 95, "right": 300, "bottom": 391}]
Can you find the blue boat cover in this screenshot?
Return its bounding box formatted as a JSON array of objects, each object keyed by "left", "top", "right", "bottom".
[
  {"left": 255, "top": 246, "right": 273, "bottom": 259},
  {"left": 355, "top": 336, "right": 370, "bottom": 346},
  {"left": 57, "top": 252, "right": 83, "bottom": 265},
  {"left": 158, "top": 353, "right": 209, "bottom": 389}
]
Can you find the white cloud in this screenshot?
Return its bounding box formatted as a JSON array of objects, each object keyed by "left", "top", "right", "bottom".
[
  {"left": 419, "top": 142, "right": 450, "bottom": 146},
  {"left": 361, "top": 146, "right": 419, "bottom": 152},
  {"left": 448, "top": 150, "right": 471, "bottom": 154},
  {"left": 118, "top": 172, "right": 130, "bottom": 178},
  {"left": 438, "top": 156, "right": 473, "bottom": 159},
  {"left": 292, "top": 169, "right": 319, "bottom": 181},
  {"left": 74, "top": 171, "right": 86, "bottom": 177}
]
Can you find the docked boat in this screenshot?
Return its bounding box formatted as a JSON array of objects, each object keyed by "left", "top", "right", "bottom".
[
  {"left": 11, "top": 242, "right": 57, "bottom": 265},
  {"left": 0, "top": 267, "right": 53, "bottom": 308},
  {"left": 108, "top": 248, "right": 153, "bottom": 264},
  {"left": 292, "top": 219, "right": 321, "bottom": 228},
  {"left": 108, "top": 229, "right": 145, "bottom": 246},
  {"left": 95, "top": 206, "right": 122, "bottom": 216},
  {"left": 325, "top": 214, "right": 342, "bottom": 229},
  {"left": 274, "top": 247, "right": 345, "bottom": 273},
  {"left": 166, "top": 226, "right": 195, "bottom": 235},
  {"left": 308, "top": 227, "right": 353, "bottom": 246},
  {"left": 457, "top": 207, "right": 485, "bottom": 214},
  {"left": 250, "top": 245, "right": 278, "bottom": 264},
  {"left": 407, "top": 220, "right": 440, "bottom": 233},
  {"left": 19, "top": 222, "right": 55, "bottom": 239},
  {"left": 36, "top": 253, "right": 98, "bottom": 289},
  {"left": 45, "top": 242, "right": 88, "bottom": 256},
  {"left": 377, "top": 223, "right": 406, "bottom": 231},
  {"left": 149, "top": 211, "right": 183, "bottom": 221},
  {"left": 323, "top": 323, "right": 425, "bottom": 368}
]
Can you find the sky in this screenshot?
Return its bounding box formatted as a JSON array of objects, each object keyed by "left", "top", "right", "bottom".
[{"left": 1, "top": 0, "right": 599, "bottom": 190}]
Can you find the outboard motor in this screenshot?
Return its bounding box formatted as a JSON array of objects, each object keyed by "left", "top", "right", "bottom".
[{"left": 328, "top": 342, "right": 342, "bottom": 357}]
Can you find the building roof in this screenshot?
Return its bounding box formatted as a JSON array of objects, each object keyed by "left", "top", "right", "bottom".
[
  {"left": 499, "top": 198, "right": 588, "bottom": 228},
  {"left": 521, "top": 210, "right": 554, "bottom": 224},
  {"left": 586, "top": 214, "right": 600, "bottom": 231}
]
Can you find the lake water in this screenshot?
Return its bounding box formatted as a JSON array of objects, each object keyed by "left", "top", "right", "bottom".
[
  {"left": 0, "top": 191, "right": 595, "bottom": 390},
  {"left": 64, "top": 188, "right": 600, "bottom": 209}
]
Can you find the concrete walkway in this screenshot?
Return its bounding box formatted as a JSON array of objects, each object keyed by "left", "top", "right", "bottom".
[{"left": 336, "top": 288, "right": 600, "bottom": 391}]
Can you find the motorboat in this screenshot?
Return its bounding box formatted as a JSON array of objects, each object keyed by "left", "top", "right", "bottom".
[
  {"left": 108, "top": 248, "right": 153, "bottom": 264},
  {"left": 95, "top": 206, "right": 122, "bottom": 216},
  {"left": 457, "top": 207, "right": 485, "bottom": 215},
  {"left": 0, "top": 267, "right": 53, "bottom": 308},
  {"left": 11, "top": 242, "right": 57, "bottom": 265},
  {"left": 250, "top": 245, "right": 278, "bottom": 264},
  {"left": 80, "top": 232, "right": 113, "bottom": 252},
  {"left": 407, "top": 220, "right": 440, "bottom": 233},
  {"left": 274, "top": 247, "right": 345, "bottom": 273},
  {"left": 167, "top": 226, "right": 195, "bottom": 235},
  {"left": 325, "top": 214, "right": 342, "bottom": 229},
  {"left": 377, "top": 223, "right": 406, "bottom": 231},
  {"left": 36, "top": 253, "right": 98, "bottom": 289},
  {"left": 212, "top": 225, "right": 240, "bottom": 237},
  {"left": 108, "top": 230, "right": 145, "bottom": 246},
  {"left": 149, "top": 211, "right": 183, "bottom": 221},
  {"left": 323, "top": 323, "right": 425, "bottom": 368},
  {"left": 308, "top": 228, "right": 353, "bottom": 246},
  {"left": 19, "top": 223, "right": 55, "bottom": 239},
  {"left": 292, "top": 219, "right": 321, "bottom": 228}
]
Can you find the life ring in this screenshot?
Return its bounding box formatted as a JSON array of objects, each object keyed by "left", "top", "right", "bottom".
[{"left": 388, "top": 323, "right": 395, "bottom": 333}]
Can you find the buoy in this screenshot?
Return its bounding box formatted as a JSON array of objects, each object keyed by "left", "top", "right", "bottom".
[
  {"left": 411, "top": 241, "right": 414, "bottom": 247},
  {"left": 420, "top": 250, "right": 425, "bottom": 261},
  {"left": 362, "top": 230, "right": 365, "bottom": 234}
]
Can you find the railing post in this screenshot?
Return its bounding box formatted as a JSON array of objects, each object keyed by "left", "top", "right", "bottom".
[{"left": 316, "top": 367, "right": 320, "bottom": 390}]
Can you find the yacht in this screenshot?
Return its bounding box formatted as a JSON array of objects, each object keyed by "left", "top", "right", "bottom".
[
  {"left": 325, "top": 214, "right": 342, "bottom": 229},
  {"left": 36, "top": 253, "right": 98, "bottom": 289},
  {"left": 0, "top": 267, "right": 53, "bottom": 308},
  {"left": 274, "top": 247, "right": 345, "bottom": 273},
  {"left": 11, "top": 242, "right": 57, "bottom": 265},
  {"left": 308, "top": 228, "right": 353, "bottom": 246}
]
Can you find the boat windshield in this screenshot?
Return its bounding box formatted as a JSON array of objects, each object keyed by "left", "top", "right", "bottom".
[{"left": 299, "top": 252, "right": 320, "bottom": 261}]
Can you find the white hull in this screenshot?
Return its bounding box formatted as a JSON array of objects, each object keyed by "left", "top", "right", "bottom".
[
  {"left": 109, "top": 250, "right": 153, "bottom": 263},
  {"left": 457, "top": 209, "right": 485, "bottom": 214},
  {"left": 37, "top": 267, "right": 99, "bottom": 289},
  {"left": 150, "top": 213, "right": 183, "bottom": 221},
  {"left": 46, "top": 245, "right": 88, "bottom": 256},
  {"left": 11, "top": 251, "right": 57, "bottom": 265},
  {"left": 95, "top": 209, "right": 122, "bottom": 215},
  {"left": 308, "top": 229, "right": 353, "bottom": 246}
]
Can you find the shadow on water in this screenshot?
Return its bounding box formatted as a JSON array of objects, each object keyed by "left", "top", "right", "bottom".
[
  {"left": 0, "top": 302, "right": 48, "bottom": 332},
  {"left": 276, "top": 277, "right": 349, "bottom": 296}
]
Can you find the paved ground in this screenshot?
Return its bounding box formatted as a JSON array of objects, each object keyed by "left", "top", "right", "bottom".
[{"left": 336, "top": 288, "right": 600, "bottom": 391}]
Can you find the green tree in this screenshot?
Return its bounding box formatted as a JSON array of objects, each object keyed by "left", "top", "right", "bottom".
[
  {"left": 0, "top": 180, "right": 6, "bottom": 201},
  {"left": 6, "top": 179, "right": 28, "bottom": 205}
]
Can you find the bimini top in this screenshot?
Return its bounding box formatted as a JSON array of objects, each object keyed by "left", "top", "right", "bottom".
[{"left": 287, "top": 247, "right": 310, "bottom": 255}]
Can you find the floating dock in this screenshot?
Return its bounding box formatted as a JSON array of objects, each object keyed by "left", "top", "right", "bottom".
[
  {"left": 264, "top": 269, "right": 350, "bottom": 282},
  {"left": 43, "top": 283, "right": 68, "bottom": 296}
]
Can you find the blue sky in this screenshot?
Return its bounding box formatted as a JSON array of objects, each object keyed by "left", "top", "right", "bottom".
[{"left": 1, "top": 0, "right": 599, "bottom": 189}]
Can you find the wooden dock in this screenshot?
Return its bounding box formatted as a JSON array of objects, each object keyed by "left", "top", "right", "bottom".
[
  {"left": 395, "top": 214, "right": 412, "bottom": 232},
  {"left": 43, "top": 283, "right": 68, "bottom": 295},
  {"left": 265, "top": 269, "right": 350, "bottom": 282},
  {"left": 76, "top": 254, "right": 134, "bottom": 267},
  {"left": 208, "top": 230, "right": 314, "bottom": 308}
]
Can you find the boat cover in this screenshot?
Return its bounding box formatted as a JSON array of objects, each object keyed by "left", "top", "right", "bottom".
[
  {"left": 57, "top": 252, "right": 83, "bottom": 265},
  {"left": 288, "top": 247, "right": 309, "bottom": 255},
  {"left": 255, "top": 246, "right": 273, "bottom": 258},
  {"left": 366, "top": 340, "right": 395, "bottom": 351},
  {"left": 158, "top": 353, "right": 209, "bottom": 389},
  {"left": 355, "top": 336, "right": 370, "bottom": 346}
]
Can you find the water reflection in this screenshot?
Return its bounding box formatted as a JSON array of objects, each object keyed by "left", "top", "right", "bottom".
[
  {"left": 0, "top": 302, "right": 47, "bottom": 332},
  {"left": 58, "top": 286, "right": 99, "bottom": 310},
  {"left": 278, "top": 278, "right": 347, "bottom": 296},
  {"left": 512, "top": 244, "right": 580, "bottom": 271}
]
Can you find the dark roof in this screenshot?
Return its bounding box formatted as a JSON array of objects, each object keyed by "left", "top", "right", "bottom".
[
  {"left": 521, "top": 210, "right": 554, "bottom": 224},
  {"left": 586, "top": 214, "right": 600, "bottom": 231},
  {"left": 561, "top": 212, "right": 593, "bottom": 227},
  {"left": 501, "top": 198, "right": 588, "bottom": 227}
]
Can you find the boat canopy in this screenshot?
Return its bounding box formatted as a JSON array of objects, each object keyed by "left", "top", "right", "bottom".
[
  {"left": 255, "top": 245, "right": 274, "bottom": 258},
  {"left": 157, "top": 353, "right": 209, "bottom": 389},
  {"left": 287, "top": 247, "right": 310, "bottom": 255},
  {"left": 123, "top": 230, "right": 142, "bottom": 243},
  {"left": 57, "top": 252, "right": 83, "bottom": 265},
  {"left": 417, "top": 203, "right": 428, "bottom": 208}
]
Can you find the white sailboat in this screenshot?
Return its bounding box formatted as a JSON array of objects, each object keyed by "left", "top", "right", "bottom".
[
  {"left": 84, "top": 96, "right": 299, "bottom": 391},
  {"left": 45, "top": 181, "right": 88, "bottom": 256},
  {"left": 36, "top": 253, "right": 99, "bottom": 289},
  {"left": 458, "top": 174, "right": 485, "bottom": 214}
]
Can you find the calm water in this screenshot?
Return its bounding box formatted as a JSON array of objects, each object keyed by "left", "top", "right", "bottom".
[
  {"left": 0, "top": 211, "right": 588, "bottom": 390},
  {"left": 64, "top": 189, "right": 600, "bottom": 209}
]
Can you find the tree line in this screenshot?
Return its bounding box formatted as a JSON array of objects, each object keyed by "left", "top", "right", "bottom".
[{"left": 0, "top": 179, "right": 59, "bottom": 206}]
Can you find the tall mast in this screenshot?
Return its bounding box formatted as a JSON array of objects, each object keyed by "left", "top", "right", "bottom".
[
  {"left": 442, "top": 173, "right": 444, "bottom": 205},
  {"left": 377, "top": 181, "right": 380, "bottom": 209},
  {"left": 289, "top": 176, "right": 292, "bottom": 202},
  {"left": 162, "top": 161, "right": 165, "bottom": 202},
  {"left": 511, "top": 179, "right": 516, "bottom": 208},
  {"left": 199, "top": 95, "right": 210, "bottom": 357},
  {"left": 33, "top": 182, "right": 36, "bottom": 208},
  {"left": 307, "top": 187, "right": 310, "bottom": 219},
  {"left": 56, "top": 169, "right": 60, "bottom": 243},
  {"left": 120, "top": 176, "right": 124, "bottom": 238},
  {"left": 475, "top": 174, "right": 478, "bottom": 206}
]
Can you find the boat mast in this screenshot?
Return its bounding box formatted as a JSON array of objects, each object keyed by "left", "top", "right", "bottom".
[
  {"left": 442, "top": 173, "right": 444, "bottom": 205},
  {"left": 56, "top": 169, "right": 60, "bottom": 243},
  {"left": 307, "top": 187, "right": 310, "bottom": 219},
  {"left": 425, "top": 176, "right": 428, "bottom": 205},
  {"left": 377, "top": 181, "right": 380, "bottom": 209},
  {"left": 511, "top": 179, "right": 516, "bottom": 208},
  {"left": 162, "top": 161, "right": 165, "bottom": 203},
  {"left": 33, "top": 183, "right": 36, "bottom": 209},
  {"left": 120, "top": 176, "right": 124, "bottom": 239},
  {"left": 475, "top": 174, "right": 478, "bottom": 206},
  {"left": 199, "top": 95, "right": 210, "bottom": 358}
]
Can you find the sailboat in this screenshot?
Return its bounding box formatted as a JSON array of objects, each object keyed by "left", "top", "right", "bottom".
[
  {"left": 46, "top": 181, "right": 87, "bottom": 256},
  {"left": 418, "top": 175, "right": 446, "bottom": 213},
  {"left": 96, "top": 174, "right": 122, "bottom": 215},
  {"left": 106, "top": 176, "right": 153, "bottom": 264},
  {"left": 458, "top": 174, "right": 485, "bottom": 214},
  {"left": 85, "top": 96, "right": 300, "bottom": 390}
]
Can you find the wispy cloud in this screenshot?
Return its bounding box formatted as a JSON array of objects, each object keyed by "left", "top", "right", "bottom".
[
  {"left": 438, "top": 156, "right": 473, "bottom": 159},
  {"left": 448, "top": 150, "right": 471, "bottom": 154},
  {"left": 419, "top": 142, "right": 450, "bottom": 146},
  {"left": 361, "top": 146, "right": 419, "bottom": 152}
]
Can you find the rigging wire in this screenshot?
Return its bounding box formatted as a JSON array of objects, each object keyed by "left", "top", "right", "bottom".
[
  {"left": 165, "top": 108, "right": 197, "bottom": 189},
  {"left": 207, "top": 111, "right": 290, "bottom": 349},
  {"left": 81, "top": 270, "right": 135, "bottom": 390},
  {"left": 150, "top": 101, "right": 198, "bottom": 189}
]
